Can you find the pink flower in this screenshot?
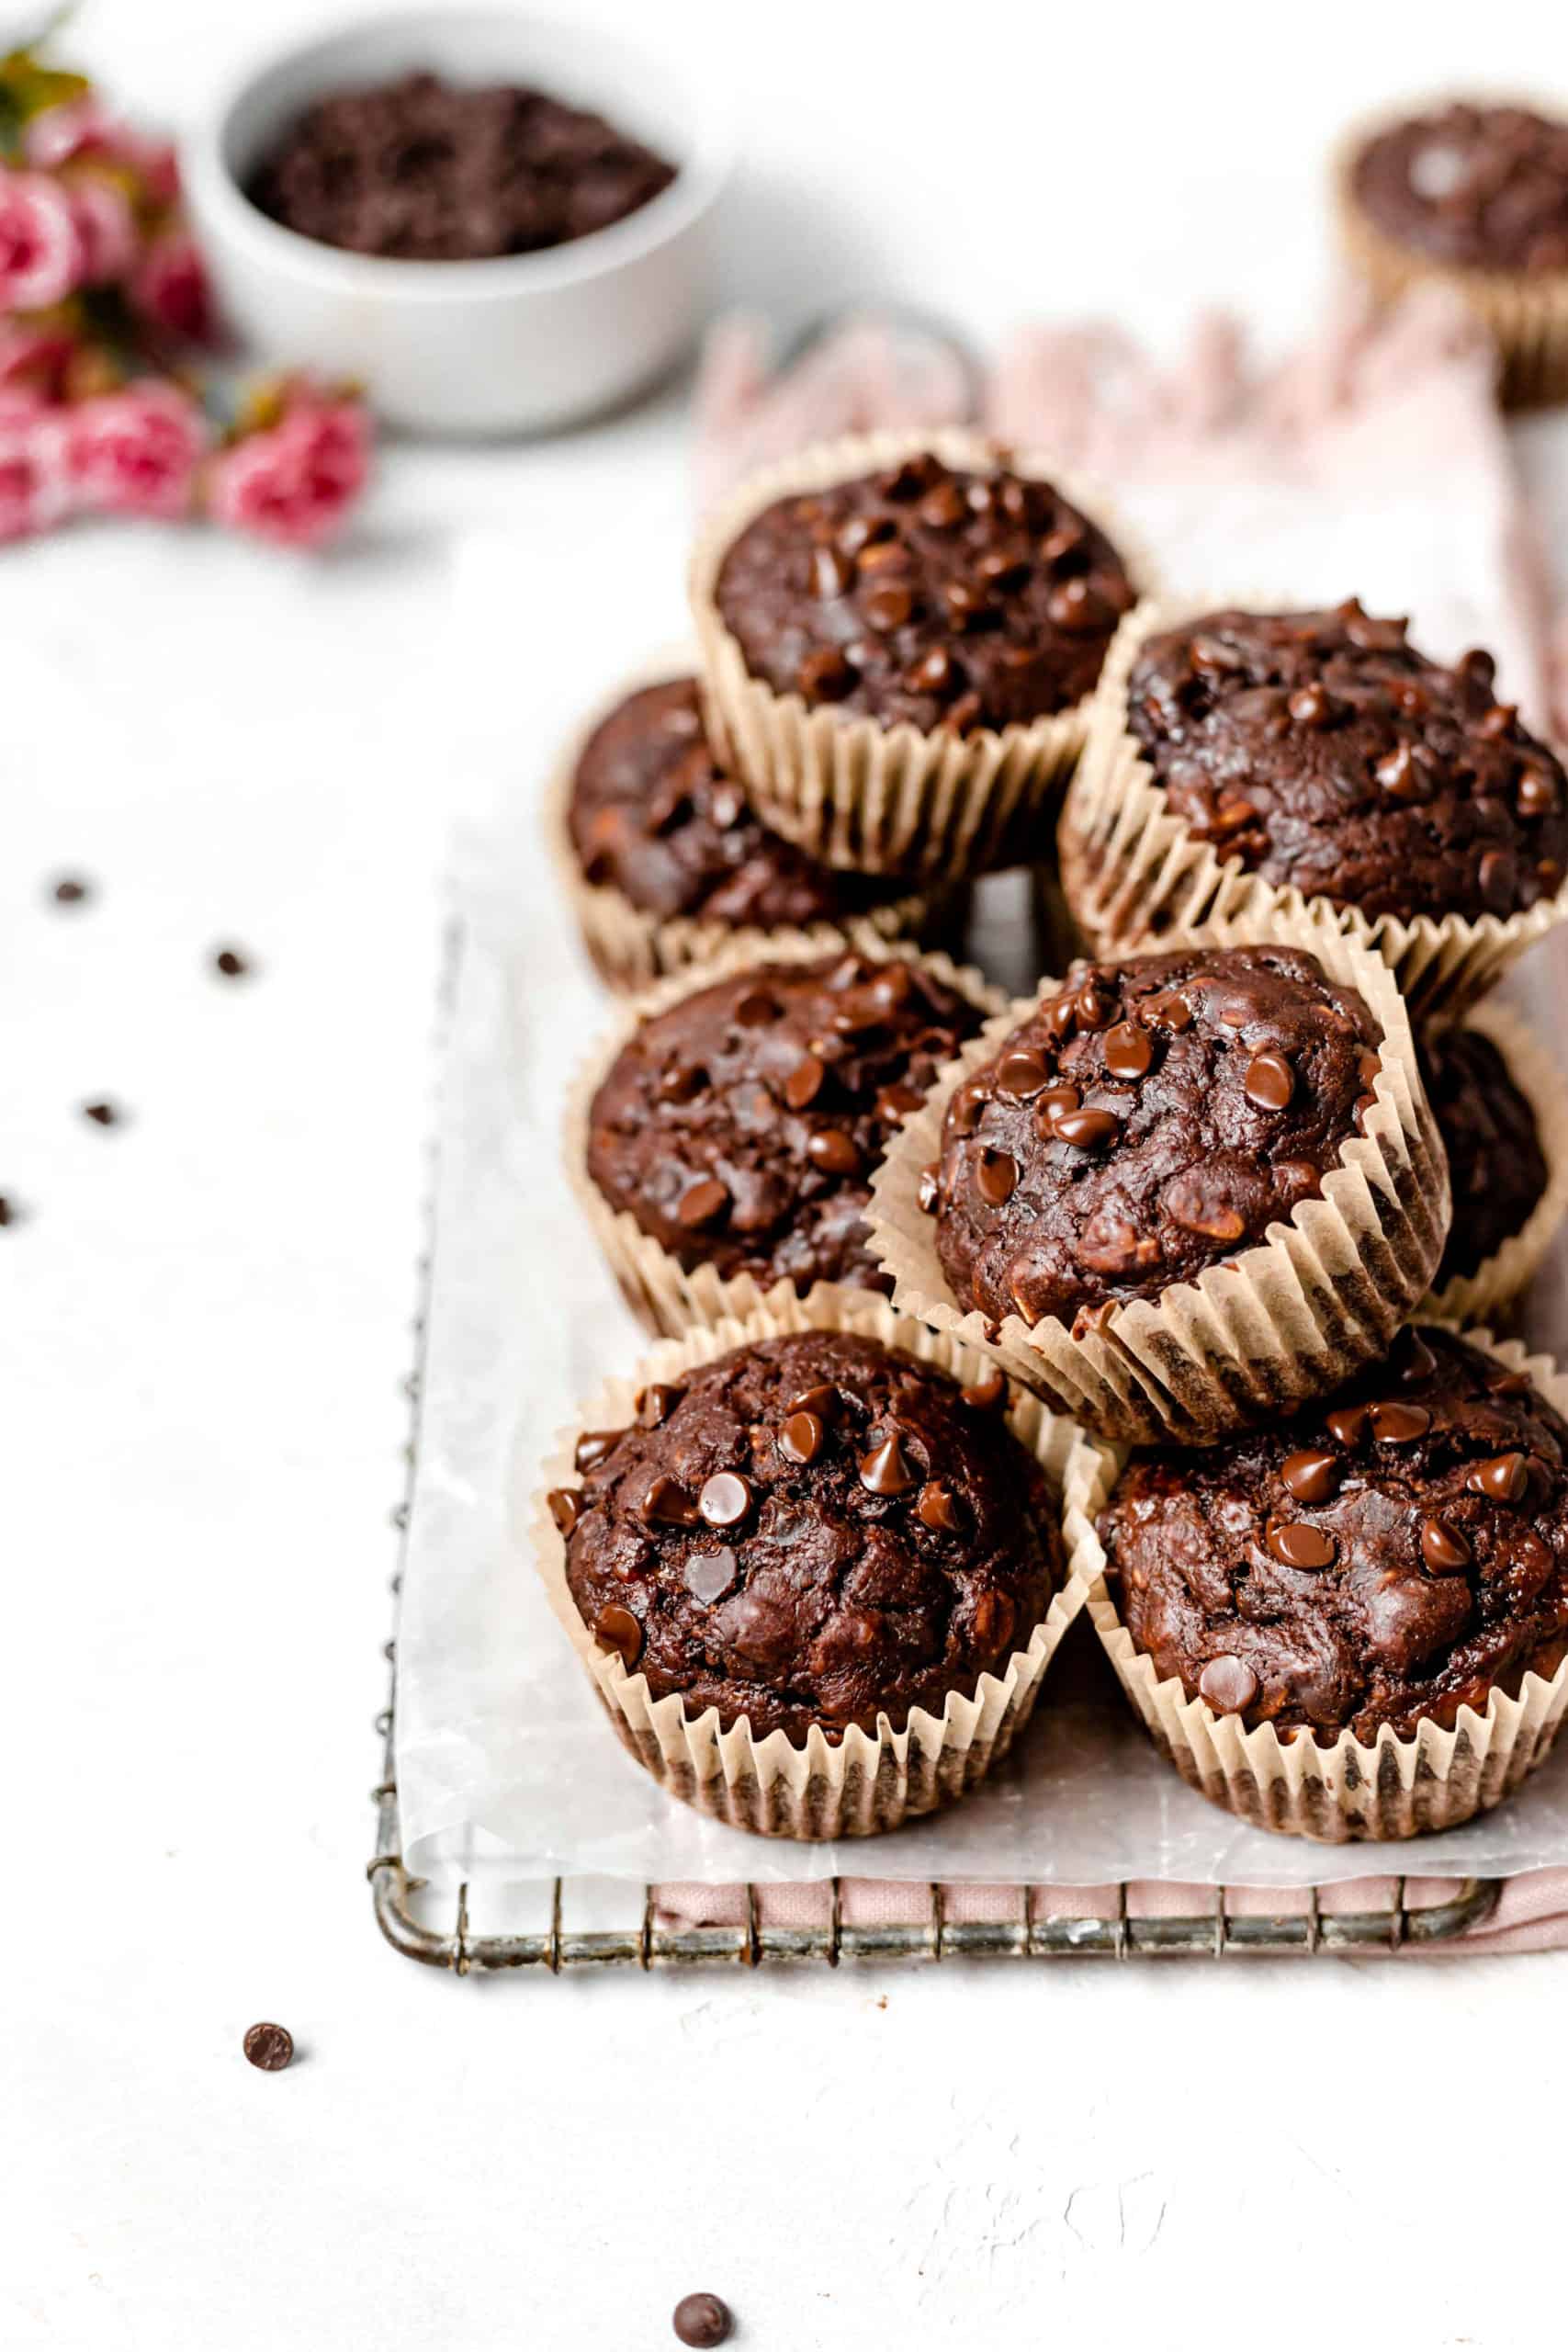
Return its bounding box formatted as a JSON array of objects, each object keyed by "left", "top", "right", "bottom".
[
  {"left": 0, "top": 398, "right": 71, "bottom": 541},
  {"left": 25, "top": 100, "right": 180, "bottom": 205},
  {"left": 68, "top": 175, "right": 139, "bottom": 287},
  {"left": 0, "top": 169, "right": 84, "bottom": 312},
  {"left": 0, "top": 320, "right": 76, "bottom": 399},
  {"left": 206, "top": 397, "right": 370, "bottom": 548},
  {"left": 67, "top": 382, "right": 207, "bottom": 519},
  {"left": 131, "top": 230, "right": 214, "bottom": 345}
]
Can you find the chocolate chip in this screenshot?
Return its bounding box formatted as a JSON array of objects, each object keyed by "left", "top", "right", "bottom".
[
  {"left": 859, "top": 1431, "right": 917, "bottom": 1496},
  {"left": 918, "top": 1163, "right": 941, "bottom": 1214},
  {"left": 960, "top": 1369, "right": 1007, "bottom": 1410},
  {"left": 876, "top": 1082, "right": 924, "bottom": 1123},
  {"left": 863, "top": 583, "right": 913, "bottom": 632},
  {"left": 50, "top": 874, "right": 92, "bottom": 906},
  {"left": 1288, "top": 682, "right": 1333, "bottom": 729},
  {"left": 942, "top": 580, "right": 990, "bottom": 630},
  {"left": 996, "top": 1048, "right": 1049, "bottom": 1101},
  {"left": 787, "top": 1383, "right": 840, "bottom": 1420},
  {"left": 1371, "top": 1402, "right": 1431, "bottom": 1443},
  {"left": 950, "top": 1082, "right": 990, "bottom": 1136},
  {"left": 1375, "top": 742, "right": 1425, "bottom": 800},
  {"left": 836, "top": 514, "right": 890, "bottom": 559},
  {"left": 676, "top": 1176, "right": 729, "bottom": 1227},
  {"left": 1074, "top": 983, "right": 1114, "bottom": 1032},
  {"left": 1047, "top": 577, "right": 1106, "bottom": 632},
  {"left": 243, "top": 2022, "right": 293, "bottom": 2072},
  {"left": 918, "top": 1480, "right": 961, "bottom": 1532},
  {"left": 641, "top": 1474, "right": 699, "bottom": 1525},
  {"left": 547, "top": 1487, "right": 582, "bottom": 1536},
  {"left": 1145, "top": 991, "right": 1193, "bottom": 1034},
  {"left": 1518, "top": 770, "right": 1558, "bottom": 820},
  {"left": 595, "top": 1602, "right": 644, "bottom": 1669},
  {"left": 1198, "top": 1655, "right": 1258, "bottom": 1713},
  {"left": 779, "top": 1409, "right": 825, "bottom": 1465},
  {"left": 733, "top": 988, "right": 777, "bottom": 1027},
  {"left": 1034, "top": 1084, "right": 1080, "bottom": 1133},
  {"left": 672, "top": 2293, "right": 732, "bottom": 2348},
  {"left": 973, "top": 1590, "right": 1016, "bottom": 1652},
  {"left": 908, "top": 648, "right": 961, "bottom": 698},
  {"left": 1487, "top": 1367, "right": 1533, "bottom": 1396},
  {"left": 1281, "top": 1447, "right": 1342, "bottom": 1505},
  {"left": 1267, "top": 1521, "right": 1337, "bottom": 1568},
  {"left": 1325, "top": 1403, "right": 1371, "bottom": 1447},
  {"left": 806, "top": 1127, "right": 861, "bottom": 1176},
  {"left": 1420, "top": 1515, "right": 1471, "bottom": 1573},
  {"left": 797, "top": 646, "right": 854, "bottom": 701},
  {"left": 1051, "top": 1106, "right": 1119, "bottom": 1149},
  {"left": 212, "top": 946, "right": 251, "bottom": 978},
  {"left": 659, "top": 1062, "right": 707, "bottom": 1104},
  {"left": 917, "top": 480, "right": 967, "bottom": 530},
  {"left": 1103, "top": 1022, "right": 1153, "bottom": 1080},
  {"left": 1044, "top": 992, "right": 1077, "bottom": 1039},
  {"left": 698, "top": 1471, "right": 753, "bottom": 1529},
  {"left": 684, "top": 1548, "right": 738, "bottom": 1604},
  {"left": 1479, "top": 847, "right": 1517, "bottom": 910},
  {"left": 1397, "top": 1330, "right": 1437, "bottom": 1384},
  {"left": 637, "top": 1383, "right": 682, "bottom": 1429},
  {"left": 1469, "top": 1451, "right": 1529, "bottom": 1503},
  {"left": 811, "top": 545, "right": 852, "bottom": 598},
  {"left": 1243, "top": 1052, "right": 1294, "bottom": 1113},
  {"left": 574, "top": 1430, "right": 623, "bottom": 1474},
  {"left": 976, "top": 1146, "right": 1019, "bottom": 1204},
  {"left": 1514, "top": 1529, "right": 1553, "bottom": 1577}
]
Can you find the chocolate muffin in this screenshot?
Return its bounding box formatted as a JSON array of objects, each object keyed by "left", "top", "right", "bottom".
[
  {"left": 1349, "top": 102, "right": 1568, "bottom": 275},
  {"left": 927, "top": 944, "right": 1383, "bottom": 1333},
  {"left": 1422, "top": 1022, "right": 1549, "bottom": 1287},
  {"left": 549, "top": 1329, "right": 1063, "bottom": 1738},
  {"left": 247, "top": 72, "right": 676, "bottom": 260},
  {"left": 1100, "top": 1325, "right": 1568, "bottom": 1743},
  {"left": 586, "top": 952, "right": 988, "bottom": 1294},
  {"left": 1125, "top": 603, "right": 1568, "bottom": 925},
  {"left": 568, "top": 677, "right": 902, "bottom": 928},
  {"left": 712, "top": 451, "right": 1134, "bottom": 738}
]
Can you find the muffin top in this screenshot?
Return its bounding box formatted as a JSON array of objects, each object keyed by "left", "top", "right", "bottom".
[
  {"left": 549, "top": 1329, "right": 1063, "bottom": 1739},
  {"left": 1099, "top": 1326, "right": 1568, "bottom": 1743},
  {"left": 587, "top": 952, "right": 987, "bottom": 1295},
  {"left": 714, "top": 452, "right": 1134, "bottom": 737},
  {"left": 567, "top": 677, "right": 899, "bottom": 928},
  {"left": 1422, "top": 1023, "right": 1549, "bottom": 1285},
  {"left": 1126, "top": 603, "right": 1568, "bottom": 923},
  {"left": 927, "top": 944, "right": 1383, "bottom": 1333},
  {"left": 1350, "top": 101, "right": 1568, "bottom": 274},
  {"left": 247, "top": 71, "right": 676, "bottom": 259}
]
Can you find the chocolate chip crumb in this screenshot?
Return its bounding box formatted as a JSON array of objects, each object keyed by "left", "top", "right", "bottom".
[
  {"left": 672, "top": 2291, "right": 732, "bottom": 2347},
  {"left": 213, "top": 947, "right": 252, "bottom": 979},
  {"left": 0, "top": 1195, "right": 19, "bottom": 1227},
  {"left": 82, "top": 1101, "right": 121, "bottom": 1128},
  {"left": 243, "top": 2022, "right": 294, "bottom": 2072},
  {"left": 50, "top": 875, "right": 92, "bottom": 907}
]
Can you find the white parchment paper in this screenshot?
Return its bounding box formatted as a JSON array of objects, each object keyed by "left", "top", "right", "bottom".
[{"left": 395, "top": 460, "right": 1568, "bottom": 1891}]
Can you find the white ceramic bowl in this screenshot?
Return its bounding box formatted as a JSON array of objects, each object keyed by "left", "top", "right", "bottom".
[{"left": 185, "top": 8, "right": 733, "bottom": 436}]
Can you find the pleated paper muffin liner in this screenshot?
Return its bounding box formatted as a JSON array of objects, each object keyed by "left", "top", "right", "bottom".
[
  {"left": 1059, "top": 594, "right": 1568, "bottom": 1019},
  {"left": 565, "top": 935, "right": 1008, "bottom": 1340},
  {"left": 864, "top": 906, "right": 1450, "bottom": 1446},
  {"left": 1333, "top": 96, "right": 1568, "bottom": 409},
  {"left": 530, "top": 1285, "right": 1116, "bottom": 1840},
  {"left": 688, "top": 426, "right": 1155, "bottom": 881},
  {"left": 1082, "top": 1328, "right": 1568, "bottom": 1843},
  {"left": 546, "top": 652, "right": 952, "bottom": 993},
  {"left": 1422, "top": 1000, "right": 1568, "bottom": 1325}
]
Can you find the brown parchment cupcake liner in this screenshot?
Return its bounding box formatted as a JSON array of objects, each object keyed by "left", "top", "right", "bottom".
[
  {"left": 1422, "top": 1000, "right": 1568, "bottom": 1325},
  {"left": 1082, "top": 1328, "right": 1568, "bottom": 1842},
  {"left": 1333, "top": 96, "right": 1568, "bottom": 409},
  {"left": 864, "top": 906, "right": 1450, "bottom": 1446},
  {"left": 688, "top": 426, "right": 1155, "bottom": 881},
  {"left": 1059, "top": 595, "right": 1568, "bottom": 1019},
  {"left": 530, "top": 1284, "right": 1115, "bottom": 1840},
  {"left": 565, "top": 935, "right": 1007, "bottom": 1340},
  {"left": 545, "top": 651, "right": 951, "bottom": 993}
]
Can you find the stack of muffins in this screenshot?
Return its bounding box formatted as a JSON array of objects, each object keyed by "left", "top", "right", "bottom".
[{"left": 536, "top": 422, "right": 1568, "bottom": 1848}]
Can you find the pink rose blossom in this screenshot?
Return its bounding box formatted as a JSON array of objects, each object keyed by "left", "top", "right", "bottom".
[
  {"left": 0, "top": 398, "right": 71, "bottom": 541},
  {"left": 0, "top": 320, "right": 76, "bottom": 398},
  {"left": 67, "top": 382, "right": 207, "bottom": 519},
  {"left": 131, "top": 230, "right": 214, "bottom": 345},
  {"left": 206, "top": 398, "right": 370, "bottom": 548},
  {"left": 24, "top": 98, "right": 112, "bottom": 172},
  {"left": 68, "top": 175, "right": 139, "bottom": 287},
  {"left": 0, "top": 169, "right": 84, "bottom": 312}
]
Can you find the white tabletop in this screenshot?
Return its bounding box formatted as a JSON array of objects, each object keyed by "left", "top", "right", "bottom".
[{"left": 12, "top": 5, "right": 1568, "bottom": 2346}]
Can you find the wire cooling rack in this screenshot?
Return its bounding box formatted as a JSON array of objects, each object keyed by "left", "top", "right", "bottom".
[{"left": 367, "top": 922, "right": 1501, "bottom": 1973}]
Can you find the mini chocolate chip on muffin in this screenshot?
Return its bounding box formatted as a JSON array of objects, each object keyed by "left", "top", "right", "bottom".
[
  {"left": 1350, "top": 102, "right": 1568, "bottom": 275},
  {"left": 1422, "top": 1023, "right": 1549, "bottom": 1286},
  {"left": 550, "top": 1329, "right": 1062, "bottom": 1738},
  {"left": 1100, "top": 1325, "right": 1568, "bottom": 1743},
  {"left": 587, "top": 952, "right": 987, "bottom": 1293},
  {"left": 247, "top": 72, "right": 676, "bottom": 260},
  {"left": 926, "top": 944, "right": 1382, "bottom": 1332},
  {"left": 568, "top": 677, "right": 904, "bottom": 927},
  {"left": 713, "top": 452, "right": 1134, "bottom": 738},
  {"left": 1126, "top": 602, "right": 1568, "bottom": 923}
]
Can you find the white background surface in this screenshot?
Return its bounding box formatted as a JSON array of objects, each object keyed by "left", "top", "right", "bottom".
[{"left": 9, "top": 4, "right": 1568, "bottom": 2346}]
